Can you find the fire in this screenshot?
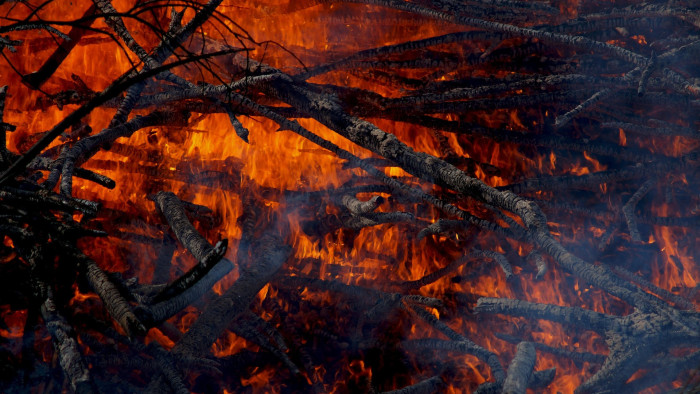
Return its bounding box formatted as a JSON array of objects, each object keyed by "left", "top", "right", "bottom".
[
  {"left": 0, "top": 308, "right": 25, "bottom": 339},
  {"left": 2, "top": 236, "right": 12, "bottom": 247},
  {"left": 240, "top": 367, "right": 279, "bottom": 392},
  {"left": 70, "top": 287, "right": 99, "bottom": 304},
  {"left": 145, "top": 328, "right": 176, "bottom": 349},
  {"left": 1, "top": 0, "right": 699, "bottom": 393},
  {"left": 212, "top": 330, "right": 252, "bottom": 357},
  {"left": 619, "top": 128, "right": 626, "bottom": 146},
  {"left": 549, "top": 151, "right": 557, "bottom": 170},
  {"left": 653, "top": 204, "right": 698, "bottom": 292},
  {"left": 631, "top": 35, "right": 647, "bottom": 45}
]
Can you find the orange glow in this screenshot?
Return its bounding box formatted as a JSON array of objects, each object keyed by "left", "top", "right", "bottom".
[
  {"left": 583, "top": 151, "right": 606, "bottom": 172},
  {"left": 631, "top": 35, "right": 647, "bottom": 45},
  {"left": 70, "top": 287, "right": 99, "bottom": 304},
  {"left": 212, "top": 330, "right": 251, "bottom": 358},
  {"left": 2, "top": 236, "right": 13, "bottom": 248},
  {"left": 549, "top": 151, "right": 557, "bottom": 170},
  {"left": 0, "top": 308, "right": 26, "bottom": 339},
  {"left": 240, "top": 367, "right": 278, "bottom": 392},
  {"left": 619, "top": 128, "right": 626, "bottom": 146},
  {"left": 145, "top": 328, "right": 176, "bottom": 349},
  {"left": 652, "top": 204, "right": 698, "bottom": 292}
]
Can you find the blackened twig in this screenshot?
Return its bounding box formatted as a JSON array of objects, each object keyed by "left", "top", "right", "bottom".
[
  {"left": 637, "top": 51, "right": 657, "bottom": 97},
  {"left": 622, "top": 179, "right": 655, "bottom": 243}
]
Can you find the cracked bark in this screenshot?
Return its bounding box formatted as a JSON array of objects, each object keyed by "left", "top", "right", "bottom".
[
  {"left": 502, "top": 342, "right": 536, "bottom": 394},
  {"left": 72, "top": 249, "right": 146, "bottom": 336},
  {"left": 41, "top": 289, "right": 95, "bottom": 394}
]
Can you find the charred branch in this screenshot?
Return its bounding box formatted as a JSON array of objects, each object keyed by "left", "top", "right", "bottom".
[
  {"left": 341, "top": 194, "right": 384, "bottom": 215},
  {"left": 405, "top": 305, "right": 507, "bottom": 383},
  {"left": 505, "top": 153, "right": 698, "bottom": 194},
  {"left": 343, "top": 211, "right": 416, "bottom": 230},
  {"left": 474, "top": 368, "right": 557, "bottom": 394},
  {"left": 150, "top": 191, "right": 229, "bottom": 304},
  {"left": 60, "top": 110, "right": 188, "bottom": 196},
  {"left": 172, "top": 233, "right": 289, "bottom": 355},
  {"left": 230, "top": 312, "right": 300, "bottom": 375},
  {"left": 495, "top": 333, "right": 607, "bottom": 364},
  {"left": 326, "top": 0, "right": 698, "bottom": 95},
  {"left": 22, "top": 4, "right": 97, "bottom": 89},
  {"left": 622, "top": 178, "right": 655, "bottom": 242},
  {"left": 107, "top": 0, "right": 224, "bottom": 127},
  {"left": 146, "top": 343, "right": 190, "bottom": 394},
  {"left": 79, "top": 254, "right": 145, "bottom": 336},
  {"left": 379, "top": 374, "right": 446, "bottom": 394},
  {"left": 477, "top": 297, "right": 700, "bottom": 393},
  {"left": 502, "top": 341, "right": 536, "bottom": 394},
  {"left": 41, "top": 289, "right": 95, "bottom": 394},
  {"left": 0, "top": 85, "right": 12, "bottom": 163},
  {"left": 609, "top": 265, "right": 695, "bottom": 310},
  {"left": 637, "top": 51, "right": 657, "bottom": 96},
  {"left": 139, "top": 258, "right": 233, "bottom": 325},
  {"left": 0, "top": 186, "right": 99, "bottom": 216},
  {"left": 475, "top": 298, "right": 615, "bottom": 331},
  {"left": 627, "top": 350, "right": 700, "bottom": 393},
  {"left": 398, "top": 249, "right": 513, "bottom": 291}
]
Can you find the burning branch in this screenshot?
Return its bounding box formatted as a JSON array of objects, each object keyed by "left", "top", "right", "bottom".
[
  {"left": 149, "top": 191, "right": 229, "bottom": 304},
  {"left": 41, "top": 289, "right": 95, "bottom": 394}
]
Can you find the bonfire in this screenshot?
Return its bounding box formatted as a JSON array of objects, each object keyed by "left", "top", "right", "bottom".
[{"left": 0, "top": 0, "right": 698, "bottom": 393}]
